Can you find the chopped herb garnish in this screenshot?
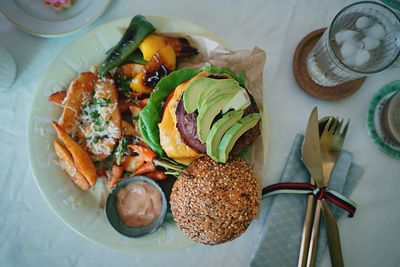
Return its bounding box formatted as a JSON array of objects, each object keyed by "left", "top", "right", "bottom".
[
  {"left": 91, "top": 98, "right": 111, "bottom": 107},
  {"left": 113, "top": 137, "right": 129, "bottom": 166},
  {"left": 115, "top": 75, "right": 132, "bottom": 97},
  {"left": 91, "top": 110, "right": 100, "bottom": 119},
  {"left": 123, "top": 50, "right": 147, "bottom": 65},
  {"left": 93, "top": 137, "right": 100, "bottom": 143},
  {"left": 94, "top": 120, "right": 103, "bottom": 132}
]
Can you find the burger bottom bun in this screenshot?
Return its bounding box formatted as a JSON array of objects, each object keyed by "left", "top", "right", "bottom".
[{"left": 170, "top": 156, "right": 260, "bottom": 245}]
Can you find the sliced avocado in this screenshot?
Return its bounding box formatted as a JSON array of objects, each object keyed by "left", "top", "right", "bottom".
[
  {"left": 198, "top": 90, "right": 237, "bottom": 113},
  {"left": 222, "top": 87, "right": 251, "bottom": 114},
  {"left": 183, "top": 77, "right": 214, "bottom": 114},
  {"left": 218, "top": 113, "right": 261, "bottom": 163},
  {"left": 183, "top": 77, "right": 242, "bottom": 114},
  {"left": 206, "top": 110, "right": 244, "bottom": 161},
  {"left": 197, "top": 94, "right": 236, "bottom": 143},
  {"left": 196, "top": 79, "right": 240, "bottom": 111}
]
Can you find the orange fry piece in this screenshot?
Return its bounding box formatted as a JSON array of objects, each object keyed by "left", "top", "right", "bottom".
[
  {"left": 48, "top": 91, "right": 67, "bottom": 107},
  {"left": 108, "top": 164, "right": 124, "bottom": 189},
  {"left": 85, "top": 77, "right": 122, "bottom": 160},
  {"left": 76, "top": 126, "right": 114, "bottom": 161},
  {"left": 91, "top": 139, "right": 116, "bottom": 161},
  {"left": 53, "top": 140, "right": 90, "bottom": 190},
  {"left": 128, "top": 144, "right": 156, "bottom": 162},
  {"left": 145, "top": 170, "right": 167, "bottom": 181},
  {"left": 52, "top": 121, "right": 97, "bottom": 186},
  {"left": 124, "top": 155, "right": 145, "bottom": 172},
  {"left": 59, "top": 72, "right": 97, "bottom": 133},
  {"left": 122, "top": 120, "right": 136, "bottom": 136},
  {"left": 93, "top": 77, "right": 122, "bottom": 128},
  {"left": 129, "top": 105, "right": 141, "bottom": 118},
  {"left": 117, "top": 63, "right": 143, "bottom": 78},
  {"left": 135, "top": 161, "right": 156, "bottom": 175}
]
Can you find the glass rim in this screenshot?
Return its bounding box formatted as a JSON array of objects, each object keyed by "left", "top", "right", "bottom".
[{"left": 328, "top": 0, "right": 400, "bottom": 75}]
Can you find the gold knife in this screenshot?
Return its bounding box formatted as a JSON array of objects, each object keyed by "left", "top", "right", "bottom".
[{"left": 298, "top": 107, "right": 324, "bottom": 267}]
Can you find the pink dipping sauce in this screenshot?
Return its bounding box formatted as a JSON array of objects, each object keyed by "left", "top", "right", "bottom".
[{"left": 116, "top": 181, "right": 163, "bottom": 227}]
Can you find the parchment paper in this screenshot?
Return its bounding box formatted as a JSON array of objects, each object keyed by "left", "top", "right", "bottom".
[
  {"left": 180, "top": 38, "right": 267, "bottom": 183},
  {"left": 207, "top": 46, "right": 267, "bottom": 182}
]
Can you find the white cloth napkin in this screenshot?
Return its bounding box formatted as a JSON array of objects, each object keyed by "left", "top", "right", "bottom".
[{"left": 250, "top": 134, "right": 363, "bottom": 267}]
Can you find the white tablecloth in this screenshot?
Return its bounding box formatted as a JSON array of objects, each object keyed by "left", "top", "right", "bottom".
[{"left": 1, "top": 0, "right": 399, "bottom": 266}]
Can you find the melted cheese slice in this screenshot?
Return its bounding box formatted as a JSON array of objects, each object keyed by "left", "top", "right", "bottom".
[{"left": 158, "top": 78, "right": 203, "bottom": 165}]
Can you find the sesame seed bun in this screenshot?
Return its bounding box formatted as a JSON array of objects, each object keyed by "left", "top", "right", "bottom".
[{"left": 170, "top": 156, "right": 260, "bottom": 245}]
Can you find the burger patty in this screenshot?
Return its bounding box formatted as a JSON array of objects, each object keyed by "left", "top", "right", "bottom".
[{"left": 175, "top": 86, "right": 261, "bottom": 154}]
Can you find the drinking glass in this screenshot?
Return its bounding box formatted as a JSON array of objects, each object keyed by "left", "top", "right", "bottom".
[{"left": 307, "top": 1, "right": 400, "bottom": 87}]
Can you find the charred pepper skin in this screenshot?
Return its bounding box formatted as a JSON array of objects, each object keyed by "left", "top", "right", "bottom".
[{"left": 99, "top": 15, "right": 155, "bottom": 77}]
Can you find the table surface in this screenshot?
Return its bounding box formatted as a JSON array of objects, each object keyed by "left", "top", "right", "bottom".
[{"left": 1, "top": 0, "right": 399, "bottom": 266}]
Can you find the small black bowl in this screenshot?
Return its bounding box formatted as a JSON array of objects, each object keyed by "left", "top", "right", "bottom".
[{"left": 105, "top": 175, "right": 167, "bottom": 238}]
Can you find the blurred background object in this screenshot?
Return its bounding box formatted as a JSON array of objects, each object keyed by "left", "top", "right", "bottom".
[
  {"left": 0, "top": 0, "right": 111, "bottom": 37},
  {"left": 0, "top": 45, "right": 17, "bottom": 92},
  {"left": 381, "top": 0, "right": 400, "bottom": 12}
]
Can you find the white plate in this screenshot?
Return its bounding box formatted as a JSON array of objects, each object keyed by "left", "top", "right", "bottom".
[
  {"left": 27, "top": 16, "right": 230, "bottom": 253},
  {"left": 0, "top": 0, "right": 111, "bottom": 37}
]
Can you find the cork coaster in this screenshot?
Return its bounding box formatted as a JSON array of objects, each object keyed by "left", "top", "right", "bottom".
[{"left": 293, "top": 28, "right": 366, "bottom": 101}]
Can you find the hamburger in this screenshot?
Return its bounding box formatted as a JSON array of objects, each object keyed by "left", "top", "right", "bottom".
[{"left": 138, "top": 65, "right": 262, "bottom": 244}]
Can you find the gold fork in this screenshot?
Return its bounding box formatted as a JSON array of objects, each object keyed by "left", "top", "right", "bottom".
[
  {"left": 306, "top": 117, "right": 349, "bottom": 267},
  {"left": 322, "top": 119, "right": 349, "bottom": 267}
]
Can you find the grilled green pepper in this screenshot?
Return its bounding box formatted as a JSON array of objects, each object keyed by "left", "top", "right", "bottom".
[
  {"left": 98, "top": 15, "right": 155, "bottom": 77},
  {"left": 123, "top": 50, "right": 147, "bottom": 65}
]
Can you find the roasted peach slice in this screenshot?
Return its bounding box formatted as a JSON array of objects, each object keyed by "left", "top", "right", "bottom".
[
  {"left": 48, "top": 91, "right": 67, "bottom": 107},
  {"left": 53, "top": 140, "right": 90, "bottom": 190},
  {"left": 52, "top": 121, "right": 97, "bottom": 186},
  {"left": 59, "top": 72, "right": 97, "bottom": 133},
  {"left": 83, "top": 77, "right": 122, "bottom": 160}
]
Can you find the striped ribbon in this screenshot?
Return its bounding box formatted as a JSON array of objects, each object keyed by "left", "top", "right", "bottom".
[{"left": 262, "top": 182, "right": 357, "bottom": 217}]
